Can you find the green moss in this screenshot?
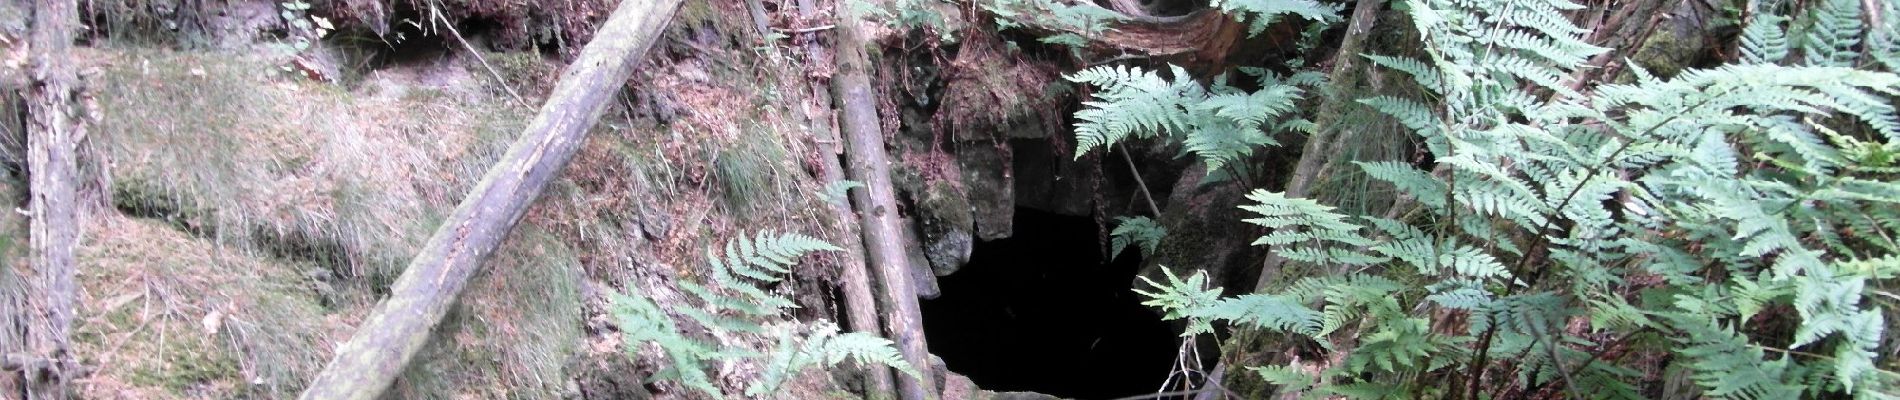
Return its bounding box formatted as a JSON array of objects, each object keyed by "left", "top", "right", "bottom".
[
  {"left": 126, "top": 342, "right": 240, "bottom": 392},
  {"left": 666, "top": 1, "right": 753, "bottom": 52},
  {"left": 1626, "top": 31, "right": 1692, "bottom": 81},
  {"left": 918, "top": 181, "right": 974, "bottom": 230}
]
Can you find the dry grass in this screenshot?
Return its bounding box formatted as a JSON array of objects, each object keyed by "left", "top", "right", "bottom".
[
  {"left": 73, "top": 214, "right": 335, "bottom": 398},
  {"left": 390, "top": 227, "right": 582, "bottom": 399},
  {"left": 67, "top": 1, "right": 864, "bottom": 394},
  {"left": 94, "top": 47, "right": 524, "bottom": 286},
  {"left": 80, "top": 47, "right": 568, "bottom": 397}
]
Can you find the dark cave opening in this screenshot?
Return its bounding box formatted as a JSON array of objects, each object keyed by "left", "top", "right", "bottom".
[{"left": 921, "top": 208, "right": 1179, "bottom": 400}]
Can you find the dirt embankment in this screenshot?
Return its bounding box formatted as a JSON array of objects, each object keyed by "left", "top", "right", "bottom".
[{"left": 1, "top": 0, "right": 884, "bottom": 397}]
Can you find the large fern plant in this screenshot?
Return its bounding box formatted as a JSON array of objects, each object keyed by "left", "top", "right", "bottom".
[
  {"left": 1129, "top": 0, "right": 1900, "bottom": 397},
  {"left": 612, "top": 231, "right": 917, "bottom": 398}
]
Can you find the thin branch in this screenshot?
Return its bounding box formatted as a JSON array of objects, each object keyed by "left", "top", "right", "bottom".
[
  {"left": 431, "top": 5, "right": 532, "bottom": 109},
  {"left": 775, "top": 24, "right": 836, "bottom": 33},
  {"left": 1089, "top": 53, "right": 1152, "bottom": 67},
  {"left": 1118, "top": 143, "right": 1164, "bottom": 217},
  {"left": 1533, "top": 325, "right": 1583, "bottom": 400},
  {"left": 1107, "top": 389, "right": 1215, "bottom": 400}
]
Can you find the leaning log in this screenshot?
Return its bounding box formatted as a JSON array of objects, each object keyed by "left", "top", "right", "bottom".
[
  {"left": 792, "top": 0, "right": 900, "bottom": 397},
  {"left": 296, "top": 1, "right": 682, "bottom": 399},
  {"left": 833, "top": 4, "right": 939, "bottom": 400},
  {"left": 15, "top": 0, "right": 85, "bottom": 398}
]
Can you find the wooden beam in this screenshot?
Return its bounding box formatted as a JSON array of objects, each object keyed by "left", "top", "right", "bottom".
[
  {"left": 792, "top": 0, "right": 900, "bottom": 396},
  {"left": 833, "top": 4, "right": 939, "bottom": 399}
]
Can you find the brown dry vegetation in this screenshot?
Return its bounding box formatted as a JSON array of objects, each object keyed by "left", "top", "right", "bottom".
[{"left": 49, "top": 0, "right": 868, "bottom": 394}]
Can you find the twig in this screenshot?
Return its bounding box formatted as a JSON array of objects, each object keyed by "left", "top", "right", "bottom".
[
  {"left": 430, "top": 5, "right": 532, "bottom": 109},
  {"left": 774, "top": 25, "right": 836, "bottom": 34},
  {"left": 1106, "top": 389, "right": 1214, "bottom": 400},
  {"left": 1117, "top": 143, "right": 1164, "bottom": 217},
  {"left": 1109, "top": 377, "right": 1244, "bottom": 400},
  {"left": 1532, "top": 324, "right": 1583, "bottom": 400},
  {"left": 82, "top": 287, "right": 154, "bottom": 392},
  {"left": 1089, "top": 53, "right": 1150, "bottom": 66}
]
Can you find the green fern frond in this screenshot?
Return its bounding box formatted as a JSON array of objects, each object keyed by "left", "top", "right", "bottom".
[
  {"left": 1110, "top": 216, "right": 1167, "bottom": 259},
  {"left": 1209, "top": 0, "right": 1342, "bottom": 36},
  {"left": 1667, "top": 314, "right": 1808, "bottom": 399},
  {"left": 1252, "top": 365, "right": 1318, "bottom": 394},
  {"left": 1201, "top": 293, "right": 1326, "bottom": 336},
  {"left": 1874, "top": 1, "right": 1900, "bottom": 70},
  {"left": 1134, "top": 267, "right": 1225, "bottom": 335},
  {"left": 1743, "top": 13, "right": 1792, "bottom": 65},
  {"left": 612, "top": 290, "right": 728, "bottom": 397},
  {"left": 1069, "top": 64, "right": 1308, "bottom": 170},
  {"left": 1242, "top": 190, "right": 1369, "bottom": 243},
  {"left": 1358, "top": 96, "right": 1440, "bottom": 137},
  {"left": 1117, "top": 0, "right": 1900, "bottom": 396},
  {"left": 1801, "top": 0, "right": 1864, "bottom": 67},
  {"left": 1365, "top": 55, "right": 1444, "bottom": 92},
  {"left": 613, "top": 231, "right": 910, "bottom": 399},
  {"left": 749, "top": 323, "right": 921, "bottom": 397}
]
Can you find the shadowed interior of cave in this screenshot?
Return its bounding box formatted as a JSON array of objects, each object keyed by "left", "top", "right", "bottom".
[{"left": 922, "top": 208, "right": 1178, "bottom": 399}]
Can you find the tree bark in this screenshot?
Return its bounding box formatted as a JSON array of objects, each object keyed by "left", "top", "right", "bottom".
[
  {"left": 834, "top": 5, "right": 938, "bottom": 400},
  {"left": 1007, "top": 7, "right": 1247, "bottom": 71},
  {"left": 295, "top": 1, "right": 681, "bottom": 399},
  {"left": 1202, "top": 2, "right": 1381, "bottom": 398},
  {"left": 13, "top": 0, "right": 84, "bottom": 397},
  {"left": 792, "top": 0, "right": 900, "bottom": 397}
]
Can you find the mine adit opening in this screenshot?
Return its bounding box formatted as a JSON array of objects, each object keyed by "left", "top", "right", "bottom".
[{"left": 921, "top": 208, "right": 1179, "bottom": 399}]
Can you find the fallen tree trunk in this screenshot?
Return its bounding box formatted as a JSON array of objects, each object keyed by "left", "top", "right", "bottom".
[
  {"left": 833, "top": 5, "right": 939, "bottom": 400},
  {"left": 296, "top": 1, "right": 682, "bottom": 399},
  {"left": 792, "top": 0, "right": 900, "bottom": 397},
  {"left": 15, "top": 0, "right": 85, "bottom": 397}
]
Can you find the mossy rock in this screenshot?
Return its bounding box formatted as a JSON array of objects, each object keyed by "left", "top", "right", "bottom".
[{"left": 917, "top": 180, "right": 976, "bottom": 276}]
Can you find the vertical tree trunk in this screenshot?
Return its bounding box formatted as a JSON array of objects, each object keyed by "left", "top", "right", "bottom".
[
  {"left": 792, "top": 0, "right": 900, "bottom": 397},
  {"left": 1253, "top": 0, "right": 1385, "bottom": 291},
  {"left": 833, "top": 5, "right": 938, "bottom": 400},
  {"left": 13, "top": 0, "right": 84, "bottom": 397},
  {"left": 1204, "top": 2, "right": 1381, "bottom": 399},
  {"left": 296, "top": 1, "right": 681, "bottom": 399}
]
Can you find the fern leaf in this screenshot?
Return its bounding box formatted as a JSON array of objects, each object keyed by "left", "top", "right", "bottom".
[
  {"left": 1802, "top": 0, "right": 1864, "bottom": 67},
  {"left": 1110, "top": 216, "right": 1168, "bottom": 259},
  {"left": 1743, "top": 13, "right": 1792, "bottom": 65}
]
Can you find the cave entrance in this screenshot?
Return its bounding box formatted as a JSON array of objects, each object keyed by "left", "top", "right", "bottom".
[{"left": 921, "top": 208, "right": 1179, "bottom": 399}]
